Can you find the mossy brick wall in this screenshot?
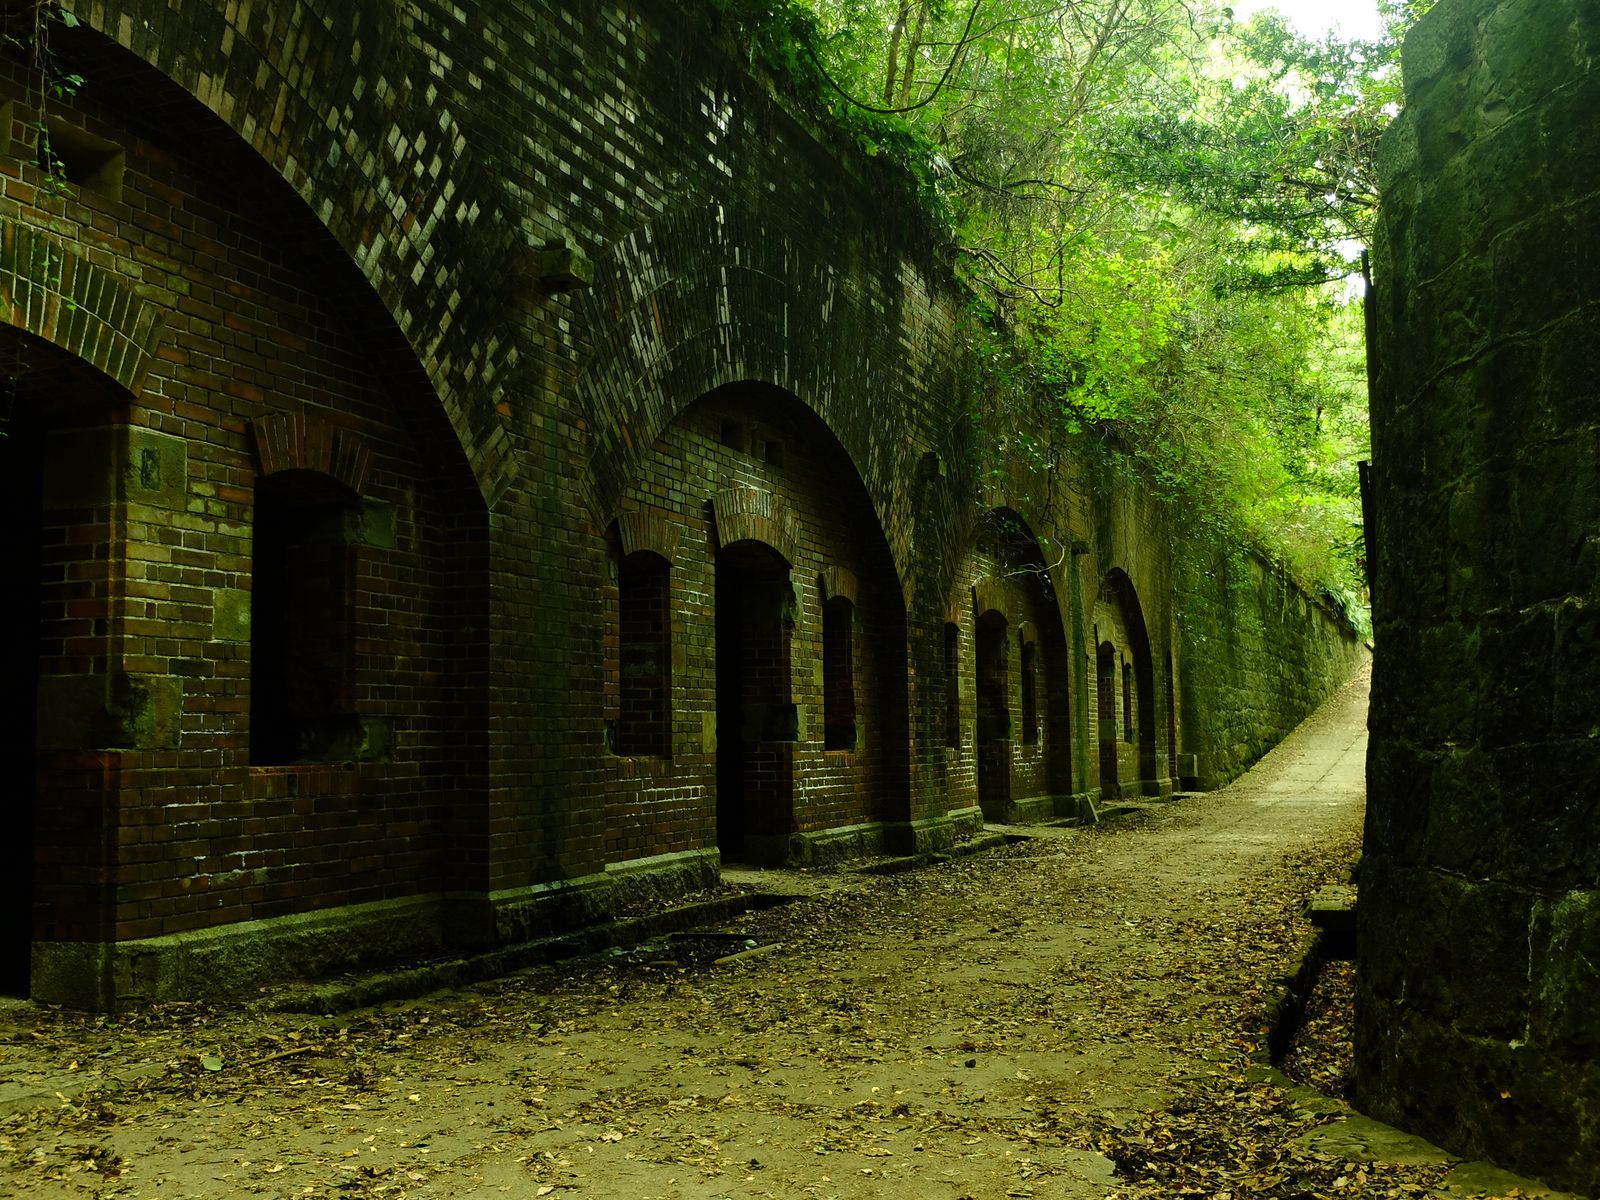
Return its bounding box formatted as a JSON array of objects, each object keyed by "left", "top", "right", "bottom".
[
  {"left": 1360, "top": 0, "right": 1600, "bottom": 1189},
  {"left": 957, "top": 511, "right": 1076, "bottom": 824},
  {"left": 0, "top": 0, "right": 1365, "bottom": 1006},
  {"left": 1175, "top": 549, "right": 1367, "bottom": 789},
  {"left": 0, "top": 44, "right": 484, "bottom": 1004},
  {"left": 600, "top": 387, "right": 908, "bottom": 866}
]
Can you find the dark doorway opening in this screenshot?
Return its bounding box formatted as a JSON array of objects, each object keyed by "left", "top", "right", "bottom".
[
  {"left": 975, "top": 610, "right": 1010, "bottom": 820},
  {"left": 715, "top": 541, "right": 795, "bottom": 864},
  {"left": 1020, "top": 635, "right": 1039, "bottom": 746},
  {"left": 619, "top": 551, "right": 672, "bottom": 757},
  {"left": 0, "top": 401, "right": 43, "bottom": 995},
  {"left": 1097, "top": 640, "right": 1119, "bottom": 797},
  {"left": 251, "top": 471, "right": 358, "bottom": 764},
  {"left": 821, "top": 595, "right": 856, "bottom": 751}
]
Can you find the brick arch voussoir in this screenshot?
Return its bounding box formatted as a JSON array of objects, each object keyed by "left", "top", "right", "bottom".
[
  {"left": 614, "top": 510, "right": 682, "bottom": 563},
  {"left": 0, "top": 220, "right": 164, "bottom": 395},
  {"left": 575, "top": 203, "right": 918, "bottom": 594},
  {"left": 73, "top": 0, "right": 519, "bottom": 508},
  {"left": 817, "top": 565, "right": 859, "bottom": 607},
  {"left": 971, "top": 578, "right": 1011, "bottom": 625},
  {"left": 711, "top": 487, "right": 799, "bottom": 568},
  {"left": 249, "top": 413, "right": 371, "bottom": 496},
  {"left": 957, "top": 505, "right": 1070, "bottom": 642}
]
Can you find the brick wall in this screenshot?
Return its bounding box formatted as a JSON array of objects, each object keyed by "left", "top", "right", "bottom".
[
  {"left": 957, "top": 510, "right": 1077, "bottom": 822},
  {"left": 0, "top": 26, "right": 486, "bottom": 1002},
  {"left": 0, "top": 0, "right": 1366, "bottom": 1006},
  {"left": 1174, "top": 548, "right": 1364, "bottom": 790}
]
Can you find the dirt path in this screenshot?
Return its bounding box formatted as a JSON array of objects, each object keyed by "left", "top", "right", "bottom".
[{"left": 2, "top": 669, "right": 1421, "bottom": 1200}]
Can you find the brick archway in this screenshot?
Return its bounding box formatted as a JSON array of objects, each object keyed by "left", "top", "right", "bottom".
[
  {"left": 58, "top": 7, "right": 515, "bottom": 507},
  {"left": 575, "top": 204, "right": 948, "bottom": 594},
  {"left": 1097, "top": 567, "right": 1159, "bottom": 794},
  {"left": 0, "top": 322, "right": 145, "bottom": 1002},
  {"left": 958, "top": 508, "right": 1074, "bottom": 819},
  {"left": 0, "top": 220, "right": 165, "bottom": 391}
]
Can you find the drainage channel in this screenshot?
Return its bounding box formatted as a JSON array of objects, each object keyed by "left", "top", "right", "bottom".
[{"left": 1256, "top": 885, "right": 1357, "bottom": 1080}]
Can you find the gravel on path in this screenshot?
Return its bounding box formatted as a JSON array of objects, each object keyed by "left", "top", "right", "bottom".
[{"left": 1, "top": 666, "right": 1460, "bottom": 1200}]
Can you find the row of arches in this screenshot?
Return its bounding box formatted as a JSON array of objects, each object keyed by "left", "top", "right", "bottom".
[
  {"left": 0, "top": 245, "right": 1183, "bottom": 1007},
  {"left": 0, "top": 10, "right": 1192, "bottom": 1008},
  {"left": 597, "top": 387, "right": 1180, "bottom": 867}
]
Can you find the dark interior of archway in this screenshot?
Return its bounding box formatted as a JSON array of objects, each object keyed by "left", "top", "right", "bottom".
[
  {"left": 1097, "top": 641, "right": 1119, "bottom": 797},
  {"left": 715, "top": 541, "right": 793, "bottom": 861},
  {"left": 0, "top": 391, "right": 46, "bottom": 994},
  {"left": 250, "top": 471, "right": 359, "bottom": 765},
  {"left": 975, "top": 612, "right": 1009, "bottom": 745},
  {"left": 975, "top": 610, "right": 1010, "bottom": 819},
  {"left": 0, "top": 327, "right": 132, "bottom": 993}
]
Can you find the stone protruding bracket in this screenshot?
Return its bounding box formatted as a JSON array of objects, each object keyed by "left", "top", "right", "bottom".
[
  {"left": 534, "top": 237, "right": 594, "bottom": 293},
  {"left": 1304, "top": 884, "right": 1357, "bottom": 959}
]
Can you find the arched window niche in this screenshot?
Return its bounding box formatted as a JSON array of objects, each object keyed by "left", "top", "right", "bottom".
[
  {"left": 250, "top": 469, "right": 362, "bottom": 765},
  {"left": 618, "top": 550, "right": 672, "bottom": 757},
  {"left": 822, "top": 591, "right": 857, "bottom": 751}
]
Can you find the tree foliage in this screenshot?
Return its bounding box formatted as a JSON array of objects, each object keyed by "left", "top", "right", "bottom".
[{"left": 713, "top": 0, "right": 1425, "bottom": 616}]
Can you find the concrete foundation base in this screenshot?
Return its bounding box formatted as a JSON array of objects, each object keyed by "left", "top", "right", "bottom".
[{"left": 31, "top": 849, "right": 727, "bottom": 1010}]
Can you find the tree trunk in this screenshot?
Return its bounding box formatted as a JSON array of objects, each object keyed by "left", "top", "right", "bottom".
[
  {"left": 896, "top": 0, "right": 932, "bottom": 107},
  {"left": 884, "top": 0, "right": 912, "bottom": 105}
]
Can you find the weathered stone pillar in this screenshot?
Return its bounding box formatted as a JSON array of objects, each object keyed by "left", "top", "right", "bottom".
[{"left": 1362, "top": 0, "right": 1600, "bottom": 1190}]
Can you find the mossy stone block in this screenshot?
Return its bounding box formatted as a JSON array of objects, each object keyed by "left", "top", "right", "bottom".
[
  {"left": 212, "top": 588, "right": 251, "bottom": 643},
  {"left": 36, "top": 672, "right": 182, "bottom": 750}
]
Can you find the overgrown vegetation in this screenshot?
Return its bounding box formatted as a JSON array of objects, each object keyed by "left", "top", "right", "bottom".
[
  {"left": 0, "top": 3, "right": 86, "bottom": 187},
  {"left": 712, "top": 0, "right": 1435, "bottom": 621}
]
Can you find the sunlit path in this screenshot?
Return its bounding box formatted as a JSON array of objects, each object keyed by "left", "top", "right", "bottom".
[{"left": 0, "top": 671, "right": 1405, "bottom": 1200}]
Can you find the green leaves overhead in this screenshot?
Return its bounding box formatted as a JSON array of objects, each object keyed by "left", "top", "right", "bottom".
[
  {"left": 713, "top": 0, "right": 1423, "bottom": 610},
  {"left": 1096, "top": 13, "right": 1398, "bottom": 287}
]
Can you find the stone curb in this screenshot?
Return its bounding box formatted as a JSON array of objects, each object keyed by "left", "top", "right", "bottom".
[
  {"left": 851, "top": 829, "right": 1017, "bottom": 876},
  {"left": 1254, "top": 928, "right": 1586, "bottom": 1199},
  {"left": 256, "top": 891, "right": 798, "bottom": 1016}
]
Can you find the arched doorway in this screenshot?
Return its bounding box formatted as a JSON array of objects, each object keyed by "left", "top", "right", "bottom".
[
  {"left": 1096, "top": 640, "right": 1119, "bottom": 798},
  {"left": 1096, "top": 569, "right": 1159, "bottom": 795},
  {"left": 964, "top": 510, "right": 1073, "bottom": 821},
  {"left": 0, "top": 394, "right": 44, "bottom": 994},
  {"left": 0, "top": 331, "right": 132, "bottom": 997},
  {"left": 716, "top": 539, "right": 797, "bottom": 865},
  {"left": 975, "top": 609, "right": 1011, "bottom": 820}
]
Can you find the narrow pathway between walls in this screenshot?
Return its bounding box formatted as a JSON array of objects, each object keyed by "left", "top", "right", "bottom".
[{"left": 0, "top": 666, "right": 1577, "bottom": 1198}]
